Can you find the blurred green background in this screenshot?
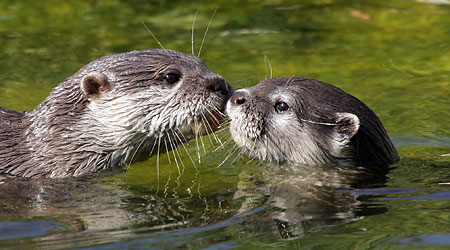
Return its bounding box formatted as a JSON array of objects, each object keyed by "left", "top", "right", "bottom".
[{"left": 0, "top": 0, "right": 449, "bottom": 249}]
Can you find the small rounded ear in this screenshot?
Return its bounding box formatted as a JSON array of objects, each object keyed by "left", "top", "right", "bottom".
[
  {"left": 81, "top": 72, "right": 112, "bottom": 99},
  {"left": 333, "top": 112, "right": 360, "bottom": 143}
]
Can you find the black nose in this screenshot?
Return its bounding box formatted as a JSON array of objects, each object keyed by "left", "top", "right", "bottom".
[
  {"left": 230, "top": 91, "right": 246, "bottom": 105},
  {"left": 208, "top": 78, "right": 229, "bottom": 96}
]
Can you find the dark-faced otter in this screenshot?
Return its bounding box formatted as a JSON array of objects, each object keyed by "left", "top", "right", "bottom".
[
  {"left": 0, "top": 49, "right": 233, "bottom": 178},
  {"left": 226, "top": 77, "right": 399, "bottom": 167}
]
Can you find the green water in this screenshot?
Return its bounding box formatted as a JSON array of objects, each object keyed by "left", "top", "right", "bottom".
[{"left": 0, "top": 0, "right": 449, "bottom": 249}]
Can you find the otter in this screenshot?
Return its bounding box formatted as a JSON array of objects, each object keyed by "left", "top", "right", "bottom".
[
  {"left": 0, "top": 49, "right": 232, "bottom": 178},
  {"left": 226, "top": 77, "right": 399, "bottom": 167}
]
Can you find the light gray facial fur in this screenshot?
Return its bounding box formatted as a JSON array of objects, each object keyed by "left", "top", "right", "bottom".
[
  {"left": 226, "top": 77, "right": 399, "bottom": 167},
  {"left": 0, "top": 49, "right": 233, "bottom": 177}
]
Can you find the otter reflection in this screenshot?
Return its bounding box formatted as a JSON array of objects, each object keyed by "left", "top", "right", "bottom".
[{"left": 233, "top": 163, "right": 389, "bottom": 239}]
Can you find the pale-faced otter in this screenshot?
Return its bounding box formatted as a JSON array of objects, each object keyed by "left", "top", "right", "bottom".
[
  {"left": 226, "top": 77, "right": 399, "bottom": 167},
  {"left": 0, "top": 49, "right": 233, "bottom": 178}
]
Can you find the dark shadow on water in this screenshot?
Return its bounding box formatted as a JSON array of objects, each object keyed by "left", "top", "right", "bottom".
[{"left": 0, "top": 220, "right": 65, "bottom": 241}]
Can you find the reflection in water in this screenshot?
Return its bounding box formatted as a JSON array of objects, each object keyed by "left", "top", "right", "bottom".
[
  {"left": 1, "top": 155, "right": 448, "bottom": 249},
  {"left": 0, "top": 170, "right": 237, "bottom": 249},
  {"left": 232, "top": 163, "right": 389, "bottom": 239},
  {"left": 0, "top": 161, "right": 391, "bottom": 248}
]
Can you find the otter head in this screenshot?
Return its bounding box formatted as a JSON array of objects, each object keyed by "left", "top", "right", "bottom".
[
  {"left": 76, "top": 49, "right": 233, "bottom": 168},
  {"left": 79, "top": 49, "right": 231, "bottom": 138},
  {"left": 17, "top": 48, "right": 233, "bottom": 177},
  {"left": 226, "top": 77, "right": 399, "bottom": 167}
]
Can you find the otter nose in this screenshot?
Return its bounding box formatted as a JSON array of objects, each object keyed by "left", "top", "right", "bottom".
[
  {"left": 208, "top": 78, "right": 229, "bottom": 96},
  {"left": 230, "top": 91, "right": 246, "bottom": 105}
]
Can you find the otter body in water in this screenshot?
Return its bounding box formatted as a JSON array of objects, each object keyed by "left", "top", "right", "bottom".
[
  {"left": 226, "top": 77, "right": 399, "bottom": 167},
  {"left": 0, "top": 49, "right": 232, "bottom": 178}
]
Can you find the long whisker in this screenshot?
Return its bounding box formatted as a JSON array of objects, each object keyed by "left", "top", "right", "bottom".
[
  {"left": 300, "top": 119, "right": 336, "bottom": 126},
  {"left": 199, "top": 130, "right": 207, "bottom": 154},
  {"left": 200, "top": 114, "right": 214, "bottom": 138},
  {"left": 156, "top": 135, "right": 162, "bottom": 194},
  {"left": 229, "top": 150, "right": 245, "bottom": 166},
  {"left": 286, "top": 74, "right": 296, "bottom": 86},
  {"left": 173, "top": 128, "right": 198, "bottom": 169},
  {"left": 205, "top": 106, "right": 223, "bottom": 123},
  {"left": 229, "top": 77, "right": 257, "bottom": 85},
  {"left": 264, "top": 56, "right": 268, "bottom": 80},
  {"left": 194, "top": 116, "right": 207, "bottom": 155},
  {"left": 141, "top": 21, "right": 166, "bottom": 50},
  {"left": 166, "top": 131, "right": 181, "bottom": 175},
  {"left": 217, "top": 144, "right": 240, "bottom": 168},
  {"left": 126, "top": 135, "right": 148, "bottom": 175},
  {"left": 200, "top": 114, "right": 218, "bottom": 148},
  {"left": 175, "top": 127, "right": 189, "bottom": 144},
  {"left": 173, "top": 142, "right": 186, "bottom": 173},
  {"left": 170, "top": 131, "right": 186, "bottom": 170},
  {"left": 213, "top": 136, "right": 233, "bottom": 152},
  {"left": 148, "top": 136, "right": 159, "bottom": 158},
  {"left": 245, "top": 155, "right": 259, "bottom": 166},
  {"left": 193, "top": 119, "right": 202, "bottom": 163},
  {"left": 216, "top": 118, "right": 230, "bottom": 130},
  {"left": 191, "top": 11, "right": 198, "bottom": 55},
  {"left": 198, "top": 8, "right": 217, "bottom": 58},
  {"left": 264, "top": 55, "right": 273, "bottom": 79},
  {"left": 164, "top": 137, "right": 171, "bottom": 165}
]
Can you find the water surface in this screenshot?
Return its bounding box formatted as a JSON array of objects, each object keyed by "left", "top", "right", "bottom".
[{"left": 0, "top": 0, "right": 449, "bottom": 249}]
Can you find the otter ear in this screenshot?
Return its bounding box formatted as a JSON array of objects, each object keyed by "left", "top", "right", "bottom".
[
  {"left": 333, "top": 112, "right": 360, "bottom": 143},
  {"left": 81, "top": 73, "right": 112, "bottom": 99}
]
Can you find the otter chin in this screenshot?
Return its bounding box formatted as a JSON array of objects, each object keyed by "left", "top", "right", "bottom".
[
  {"left": 226, "top": 77, "right": 399, "bottom": 167},
  {"left": 0, "top": 48, "right": 233, "bottom": 178}
]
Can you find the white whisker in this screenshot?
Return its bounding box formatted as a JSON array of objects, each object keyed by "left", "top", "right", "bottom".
[
  {"left": 199, "top": 130, "right": 207, "bottom": 154},
  {"left": 229, "top": 151, "right": 244, "bottom": 166},
  {"left": 166, "top": 131, "right": 181, "bottom": 175},
  {"left": 127, "top": 135, "right": 148, "bottom": 171},
  {"left": 164, "top": 138, "right": 171, "bottom": 165},
  {"left": 198, "top": 8, "right": 217, "bottom": 58},
  {"left": 170, "top": 131, "right": 187, "bottom": 170},
  {"left": 191, "top": 11, "right": 198, "bottom": 55},
  {"left": 217, "top": 144, "right": 239, "bottom": 168},
  {"left": 148, "top": 137, "right": 159, "bottom": 158},
  {"left": 264, "top": 55, "right": 273, "bottom": 79},
  {"left": 213, "top": 136, "right": 233, "bottom": 152},
  {"left": 200, "top": 114, "right": 217, "bottom": 148},
  {"left": 141, "top": 21, "right": 166, "bottom": 51},
  {"left": 156, "top": 135, "right": 162, "bottom": 194},
  {"left": 193, "top": 120, "right": 201, "bottom": 163},
  {"left": 286, "top": 74, "right": 296, "bottom": 86}
]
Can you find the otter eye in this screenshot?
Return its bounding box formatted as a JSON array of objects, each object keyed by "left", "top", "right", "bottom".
[
  {"left": 164, "top": 73, "right": 180, "bottom": 84},
  {"left": 275, "top": 102, "right": 289, "bottom": 113}
]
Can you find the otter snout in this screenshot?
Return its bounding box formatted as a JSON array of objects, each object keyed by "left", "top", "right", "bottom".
[
  {"left": 207, "top": 78, "right": 230, "bottom": 96},
  {"left": 230, "top": 91, "right": 246, "bottom": 105}
]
